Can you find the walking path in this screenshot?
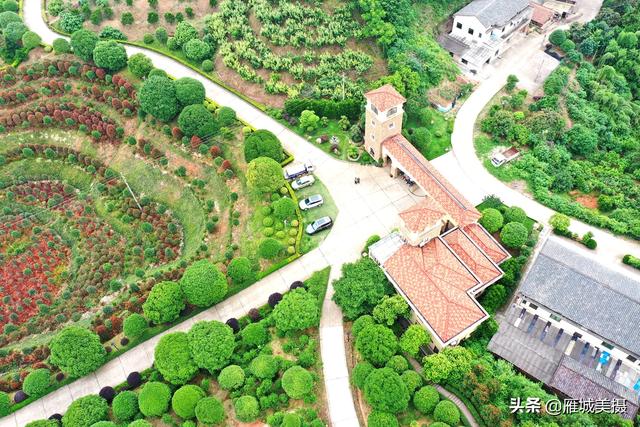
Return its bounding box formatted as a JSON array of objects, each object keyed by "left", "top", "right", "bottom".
[{"left": 5, "top": 2, "right": 438, "bottom": 425}]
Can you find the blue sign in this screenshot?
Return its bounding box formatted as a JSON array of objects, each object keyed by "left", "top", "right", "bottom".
[{"left": 600, "top": 351, "right": 610, "bottom": 365}]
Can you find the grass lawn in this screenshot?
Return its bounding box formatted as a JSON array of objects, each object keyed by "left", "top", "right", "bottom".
[
  {"left": 405, "top": 107, "right": 454, "bottom": 160},
  {"left": 295, "top": 178, "right": 338, "bottom": 253}
]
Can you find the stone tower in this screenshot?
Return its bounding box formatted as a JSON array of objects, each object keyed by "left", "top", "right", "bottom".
[{"left": 363, "top": 84, "right": 406, "bottom": 161}]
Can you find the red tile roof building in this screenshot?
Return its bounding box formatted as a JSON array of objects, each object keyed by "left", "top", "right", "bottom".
[{"left": 366, "top": 84, "right": 511, "bottom": 348}]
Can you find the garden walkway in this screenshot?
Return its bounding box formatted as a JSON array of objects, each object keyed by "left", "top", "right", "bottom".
[{"left": 8, "top": 2, "right": 430, "bottom": 426}]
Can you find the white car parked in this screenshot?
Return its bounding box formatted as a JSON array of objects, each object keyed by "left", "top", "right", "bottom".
[
  {"left": 291, "top": 175, "right": 315, "bottom": 190},
  {"left": 299, "top": 194, "right": 324, "bottom": 210}
]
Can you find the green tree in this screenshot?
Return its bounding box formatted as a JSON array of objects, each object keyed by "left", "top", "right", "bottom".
[
  {"left": 352, "top": 361, "right": 374, "bottom": 389},
  {"left": 172, "top": 384, "right": 205, "bottom": 419},
  {"left": 70, "top": 29, "right": 98, "bottom": 61},
  {"left": 123, "top": 313, "right": 147, "bottom": 339},
  {"left": 127, "top": 53, "right": 153, "bottom": 78},
  {"left": 240, "top": 322, "right": 268, "bottom": 347},
  {"left": 61, "top": 395, "right": 108, "bottom": 427},
  {"left": 272, "top": 288, "right": 319, "bottom": 332},
  {"left": 49, "top": 326, "right": 106, "bottom": 378},
  {"left": 233, "top": 396, "right": 259, "bottom": 423},
  {"left": 154, "top": 332, "right": 198, "bottom": 385},
  {"left": 299, "top": 110, "right": 320, "bottom": 131},
  {"left": 218, "top": 365, "right": 245, "bottom": 390},
  {"left": 272, "top": 197, "right": 295, "bottom": 220},
  {"left": 174, "top": 77, "right": 205, "bottom": 106},
  {"left": 549, "top": 29, "right": 567, "bottom": 46},
  {"left": 21, "top": 31, "right": 41, "bottom": 50},
  {"left": 281, "top": 366, "right": 314, "bottom": 399},
  {"left": 138, "top": 76, "right": 179, "bottom": 121},
  {"left": 503, "top": 206, "right": 527, "bottom": 225},
  {"left": 550, "top": 213, "right": 570, "bottom": 232},
  {"left": 22, "top": 369, "right": 51, "bottom": 398},
  {"left": 413, "top": 386, "right": 439, "bottom": 415},
  {"left": 58, "top": 10, "right": 84, "bottom": 33},
  {"left": 480, "top": 208, "right": 504, "bottom": 233},
  {"left": 356, "top": 324, "right": 398, "bottom": 367},
  {"left": 111, "top": 390, "right": 138, "bottom": 422},
  {"left": 372, "top": 295, "right": 409, "bottom": 325},
  {"left": 332, "top": 257, "right": 391, "bottom": 320},
  {"left": 92, "top": 40, "right": 127, "bottom": 71},
  {"left": 138, "top": 381, "right": 171, "bottom": 417},
  {"left": 249, "top": 354, "right": 279, "bottom": 379},
  {"left": 246, "top": 157, "right": 285, "bottom": 194},
  {"left": 174, "top": 21, "right": 198, "bottom": 47},
  {"left": 506, "top": 74, "right": 519, "bottom": 92},
  {"left": 142, "top": 280, "right": 185, "bottom": 324},
  {"left": 500, "top": 222, "right": 528, "bottom": 248},
  {"left": 227, "top": 257, "right": 254, "bottom": 284},
  {"left": 188, "top": 320, "right": 235, "bottom": 373},
  {"left": 180, "top": 260, "right": 227, "bottom": 307},
  {"left": 399, "top": 324, "right": 431, "bottom": 357},
  {"left": 433, "top": 400, "right": 461, "bottom": 425},
  {"left": 422, "top": 346, "right": 472, "bottom": 384},
  {"left": 258, "top": 238, "right": 283, "bottom": 259},
  {"left": 244, "top": 130, "right": 284, "bottom": 162},
  {"left": 363, "top": 367, "right": 409, "bottom": 414},
  {"left": 195, "top": 397, "right": 225, "bottom": 425},
  {"left": 52, "top": 37, "right": 71, "bottom": 54},
  {"left": 183, "top": 38, "right": 211, "bottom": 61},
  {"left": 178, "top": 104, "right": 218, "bottom": 138}
]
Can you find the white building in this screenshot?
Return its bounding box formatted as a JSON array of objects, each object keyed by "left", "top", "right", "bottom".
[{"left": 439, "top": 0, "right": 533, "bottom": 74}]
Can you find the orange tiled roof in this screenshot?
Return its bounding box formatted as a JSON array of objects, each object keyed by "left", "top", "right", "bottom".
[
  {"left": 443, "top": 228, "right": 503, "bottom": 284},
  {"left": 531, "top": 3, "right": 554, "bottom": 26},
  {"left": 399, "top": 197, "right": 447, "bottom": 233},
  {"left": 364, "top": 84, "right": 406, "bottom": 112},
  {"left": 383, "top": 135, "right": 481, "bottom": 227},
  {"left": 463, "top": 223, "right": 510, "bottom": 264},
  {"left": 383, "top": 238, "right": 487, "bottom": 343}
]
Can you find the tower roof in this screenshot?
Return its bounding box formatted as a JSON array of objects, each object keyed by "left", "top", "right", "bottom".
[{"left": 364, "top": 84, "right": 406, "bottom": 112}]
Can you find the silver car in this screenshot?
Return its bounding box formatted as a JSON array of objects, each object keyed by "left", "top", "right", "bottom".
[
  {"left": 306, "top": 216, "right": 333, "bottom": 235},
  {"left": 291, "top": 175, "right": 315, "bottom": 190},
  {"left": 299, "top": 194, "right": 324, "bottom": 210}
]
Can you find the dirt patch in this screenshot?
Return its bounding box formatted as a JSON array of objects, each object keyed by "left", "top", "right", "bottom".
[
  {"left": 508, "top": 180, "right": 531, "bottom": 196},
  {"left": 571, "top": 191, "right": 598, "bottom": 209}
]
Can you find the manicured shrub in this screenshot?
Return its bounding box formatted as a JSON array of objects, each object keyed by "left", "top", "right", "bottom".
[
  {"left": 111, "top": 390, "right": 138, "bottom": 422},
  {"left": 154, "top": 332, "right": 198, "bottom": 385},
  {"left": 13, "top": 390, "right": 26, "bottom": 403},
  {"left": 128, "top": 420, "right": 152, "bottom": 427},
  {"left": 246, "top": 157, "right": 285, "bottom": 194},
  {"left": 400, "top": 370, "right": 422, "bottom": 395},
  {"left": 183, "top": 38, "right": 211, "bottom": 61},
  {"left": 172, "top": 384, "right": 205, "bottom": 419},
  {"left": 272, "top": 197, "right": 296, "bottom": 220},
  {"left": 367, "top": 411, "right": 398, "bottom": 427},
  {"left": 175, "top": 77, "right": 206, "bottom": 107},
  {"left": 352, "top": 361, "right": 374, "bottom": 389},
  {"left": 178, "top": 104, "right": 218, "bottom": 138},
  {"left": 138, "top": 76, "right": 179, "bottom": 122},
  {"left": 234, "top": 396, "right": 259, "bottom": 423},
  {"left": 173, "top": 21, "right": 198, "bottom": 47},
  {"left": 550, "top": 213, "right": 570, "bottom": 232},
  {"left": 49, "top": 326, "right": 106, "bottom": 378},
  {"left": 258, "top": 238, "right": 283, "bottom": 259},
  {"left": 281, "top": 413, "right": 302, "bottom": 427},
  {"left": 24, "top": 420, "right": 58, "bottom": 427},
  {"left": 99, "top": 386, "right": 115, "bottom": 403},
  {"left": 61, "top": 395, "right": 108, "bottom": 427},
  {"left": 281, "top": 366, "right": 314, "bottom": 399},
  {"left": 272, "top": 288, "right": 319, "bottom": 332},
  {"left": 23, "top": 369, "right": 51, "bottom": 397},
  {"left": 217, "top": 107, "right": 236, "bottom": 126},
  {"left": 227, "top": 257, "right": 254, "bottom": 284},
  {"left": 363, "top": 368, "right": 409, "bottom": 414},
  {"left": 372, "top": 295, "right": 409, "bottom": 326},
  {"left": 399, "top": 324, "right": 431, "bottom": 358},
  {"left": 22, "top": 31, "right": 41, "bottom": 50},
  {"left": 226, "top": 318, "right": 240, "bottom": 333},
  {"left": 195, "top": 397, "right": 225, "bottom": 425},
  {"left": 138, "top": 381, "right": 171, "bottom": 417},
  {"left": 480, "top": 208, "right": 503, "bottom": 233},
  {"left": 202, "top": 59, "right": 214, "bottom": 72},
  {"left": 142, "top": 281, "right": 185, "bottom": 324},
  {"left": 52, "top": 37, "right": 71, "bottom": 54},
  {"left": 241, "top": 322, "right": 269, "bottom": 347},
  {"left": 188, "top": 320, "right": 235, "bottom": 373},
  {"left": 500, "top": 222, "right": 528, "bottom": 248},
  {"left": 127, "top": 372, "right": 142, "bottom": 388},
  {"left": 0, "top": 391, "right": 10, "bottom": 416},
  {"left": 413, "top": 385, "right": 440, "bottom": 415},
  {"left": 70, "top": 29, "right": 99, "bottom": 61},
  {"left": 433, "top": 400, "right": 460, "bottom": 425},
  {"left": 127, "top": 53, "right": 153, "bottom": 78},
  {"left": 123, "top": 313, "right": 147, "bottom": 338},
  {"left": 504, "top": 206, "right": 527, "bottom": 225},
  {"left": 180, "top": 260, "right": 227, "bottom": 307},
  {"left": 218, "top": 365, "right": 245, "bottom": 390},
  {"left": 355, "top": 324, "right": 397, "bottom": 367},
  {"left": 385, "top": 355, "right": 408, "bottom": 374},
  {"left": 244, "top": 130, "right": 284, "bottom": 162},
  {"left": 351, "top": 315, "right": 374, "bottom": 339},
  {"left": 249, "top": 354, "right": 278, "bottom": 379},
  {"left": 268, "top": 292, "right": 283, "bottom": 307},
  {"left": 90, "top": 421, "right": 116, "bottom": 427},
  {"left": 92, "top": 40, "right": 128, "bottom": 71}
]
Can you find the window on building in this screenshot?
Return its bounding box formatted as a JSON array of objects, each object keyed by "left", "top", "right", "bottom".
[
  {"left": 456, "top": 22, "right": 462, "bottom": 29},
  {"left": 478, "top": 33, "right": 482, "bottom": 39},
  {"left": 371, "top": 120, "right": 375, "bottom": 126},
  {"left": 387, "top": 107, "right": 398, "bottom": 117},
  {"left": 529, "top": 303, "right": 538, "bottom": 310},
  {"left": 389, "top": 123, "right": 395, "bottom": 129},
  {"left": 371, "top": 104, "right": 378, "bottom": 115},
  {"left": 461, "top": 58, "right": 468, "bottom": 65},
  {"left": 369, "top": 148, "right": 375, "bottom": 157},
  {"left": 550, "top": 313, "right": 561, "bottom": 322},
  {"left": 627, "top": 355, "right": 637, "bottom": 363},
  {"left": 468, "top": 28, "right": 474, "bottom": 35},
  {"left": 601, "top": 341, "right": 615, "bottom": 350},
  {"left": 370, "top": 134, "right": 375, "bottom": 140},
  {"left": 495, "top": 49, "right": 499, "bottom": 56}
]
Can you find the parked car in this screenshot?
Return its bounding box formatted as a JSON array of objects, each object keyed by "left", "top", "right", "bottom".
[
  {"left": 491, "top": 146, "right": 520, "bottom": 167},
  {"left": 306, "top": 216, "right": 333, "bottom": 235},
  {"left": 299, "top": 194, "right": 324, "bottom": 210},
  {"left": 284, "top": 161, "right": 315, "bottom": 180},
  {"left": 291, "top": 175, "right": 315, "bottom": 190}
]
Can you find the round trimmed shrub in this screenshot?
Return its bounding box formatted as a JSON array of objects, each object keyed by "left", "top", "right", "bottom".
[
  {"left": 504, "top": 206, "right": 527, "bottom": 225},
  {"left": 127, "top": 420, "right": 152, "bottom": 427},
  {"left": 70, "top": 29, "right": 99, "bottom": 61},
  {"left": 24, "top": 420, "right": 58, "bottom": 427},
  {"left": 500, "top": 222, "right": 528, "bottom": 248},
  {"left": 201, "top": 59, "right": 214, "bottom": 72},
  {"left": 123, "top": 313, "right": 147, "bottom": 339},
  {"left": 352, "top": 315, "right": 374, "bottom": 339},
  {"left": 174, "top": 77, "right": 206, "bottom": 107},
  {"left": 180, "top": 260, "right": 227, "bottom": 307},
  {"left": 142, "top": 281, "right": 184, "bottom": 324},
  {"left": 99, "top": 386, "right": 115, "bottom": 402},
  {"left": 272, "top": 197, "right": 295, "bottom": 220},
  {"left": 62, "top": 395, "right": 108, "bottom": 427},
  {"left": 178, "top": 104, "right": 217, "bottom": 138},
  {"left": 244, "top": 129, "right": 284, "bottom": 162},
  {"left": 352, "top": 361, "right": 374, "bottom": 389},
  {"left": 52, "top": 37, "right": 71, "bottom": 54},
  {"left": 479, "top": 208, "right": 503, "bottom": 233},
  {"left": 268, "top": 292, "right": 283, "bottom": 307},
  {"left": 281, "top": 412, "right": 301, "bottom": 427},
  {"left": 111, "top": 391, "right": 138, "bottom": 422},
  {"left": 400, "top": 370, "right": 422, "bottom": 395},
  {"left": 172, "top": 384, "right": 205, "bottom": 419},
  {"left": 227, "top": 257, "right": 254, "bottom": 284},
  {"left": 49, "top": 326, "right": 106, "bottom": 378},
  {"left": 385, "top": 355, "right": 408, "bottom": 374},
  {"left": 281, "top": 366, "right": 313, "bottom": 399},
  {"left": 138, "top": 381, "right": 171, "bottom": 417},
  {"left": 0, "top": 391, "right": 10, "bottom": 417},
  {"left": 217, "top": 107, "right": 236, "bottom": 127},
  {"left": 433, "top": 400, "right": 460, "bottom": 425},
  {"left": 226, "top": 318, "right": 240, "bottom": 333},
  {"left": 272, "top": 288, "right": 319, "bottom": 333},
  {"left": 355, "top": 324, "right": 398, "bottom": 367},
  {"left": 367, "top": 411, "right": 398, "bottom": 427},
  {"left": 249, "top": 354, "right": 278, "bottom": 379},
  {"left": 138, "top": 76, "right": 179, "bottom": 122},
  {"left": 241, "top": 322, "right": 269, "bottom": 347},
  {"left": 233, "top": 396, "right": 259, "bottom": 423},
  {"left": 154, "top": 332, "right": 198, "bottom": 385},
  {"left": 246, "top": 157, "right": 285, "bottom": 194},
  {"left": 413, "top": 385, "right": 440, "bottom": 415},
  {"left": 23, "top": 369, "right": 51, "bottom": 397},
  {"left": 258, "top": 238, "right": 283, "bottom": 259},
  {"left": 218, "top": 365, "right": 245, "bottom": 390},
  {"left": 126, "top": 372, "right": 142, "bottom": 388},
  {"left": 187, "top": 320, "right": 235, "bottom": 374},
  {"left": 183, "top": 38, "right": 211, "bottom": 61},
  {"left": 195, "top": 397, "right": 224, "bottom": 425},
  {"left": 92, "top": 40, "right": 127, "bottom": 71},
  {"left": 363, "top": 368, "right": 409, "bottom": 414},
  {"left": 127, "top": 53, "right": 153, "bottom": 78},
  {"left": 89, "top": 422, "right": 115, "bottom": 427}
]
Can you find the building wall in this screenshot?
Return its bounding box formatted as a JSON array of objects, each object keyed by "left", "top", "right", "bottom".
[
  {"left": 451, "top": 15, "right": 487, "bottom": 40},
  {"left": 364, "top": 100, "right": 404, "bottom": 161}
]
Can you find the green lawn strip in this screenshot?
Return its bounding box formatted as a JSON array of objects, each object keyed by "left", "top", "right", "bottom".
[{"left": 405, "top": 109, "right": 453, "bottom": 160}]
